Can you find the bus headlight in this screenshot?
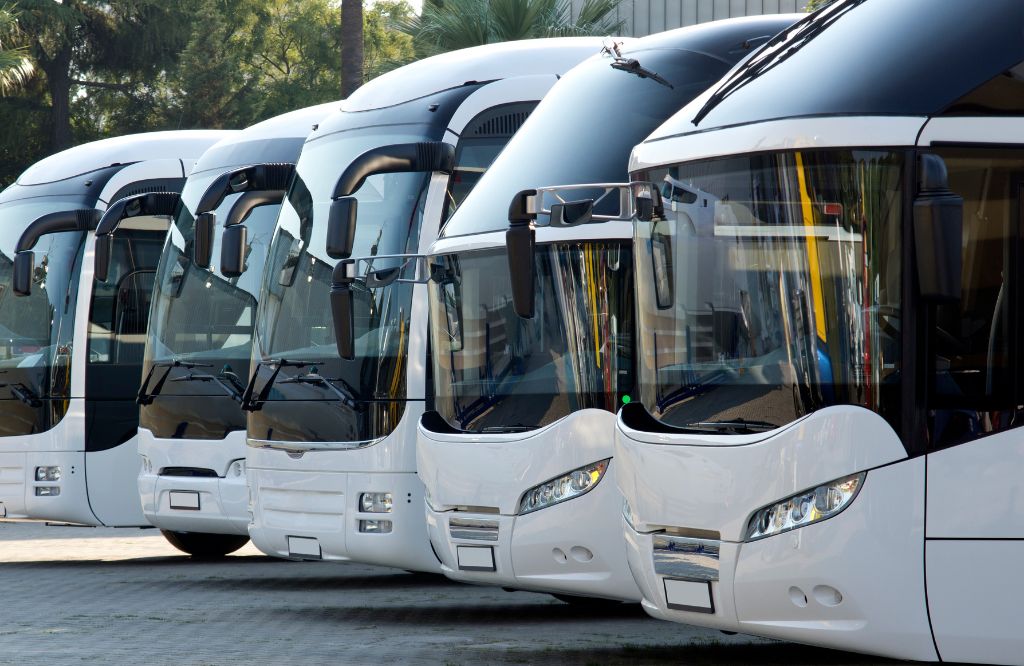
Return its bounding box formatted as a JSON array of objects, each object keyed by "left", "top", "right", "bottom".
[
  {"left": 359, "top": 492, "right": 393, "bottom": 513},
  {"left": 518, "top": 459, "right": 609, "bottom": 515},
  {"left": 35, "top": 466, "right": 61, "bottom": 482},
  {"left": 745, "top": 472, "right": 865, "bottom": 541}
]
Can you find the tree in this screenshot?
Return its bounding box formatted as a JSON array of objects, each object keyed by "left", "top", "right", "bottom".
[
  {"left": 403, "top": 0, "right": 624, "bottom": 56},
  {"left": 0, "top": 4, "right": 33, "bottom": 94},
  {"left": 341, "top": 0, "right": 362, "bottom": 97}
]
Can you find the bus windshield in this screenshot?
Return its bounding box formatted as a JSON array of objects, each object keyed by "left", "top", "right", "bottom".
[
  {"left": 430, "top": 242, "right": 633, "bottom": 432},
  {"left": 0, "top": 196, "right": 88, "bottom": 434},
  {"left": 634, "top": 150, "right": 903, "bottom": 432},
  {"left": 250, "top": 124, "right": 433, "bottom": 443}
]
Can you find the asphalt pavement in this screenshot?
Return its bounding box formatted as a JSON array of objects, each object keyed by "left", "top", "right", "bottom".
[{"left": 0, "top": 521, "right": 891, "bottom": 665}]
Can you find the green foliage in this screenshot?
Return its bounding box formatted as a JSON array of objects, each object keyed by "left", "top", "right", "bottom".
[
  {"left": 0, "top": 0, "right": 416, "bottom": 189},
  {"left": 0, "top": 4, "right": 33, "bottom": 94},
  {"left": 804, "top": 0, "right": 835, "bottom": 11},
  {"left": 404, "top": 0, "right": 624, "bottom": 57}
]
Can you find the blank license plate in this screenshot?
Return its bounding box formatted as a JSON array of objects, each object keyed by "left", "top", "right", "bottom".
[
  {"left": 664, "top": 579, "right": 714, "bottom": 614},
  {"left": 457, "top": 545, "right": 495, "bottom": 572},
  {"left": 169, "top": 491, "right": 201, "bottom": 511},
  {"left": 287, "top": 536, "right": 322, "bottom": 559}
]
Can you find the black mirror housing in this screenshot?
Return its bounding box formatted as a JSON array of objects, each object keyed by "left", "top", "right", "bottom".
[
  {"left": 94, "top": 234, "right": 113, "bottom": 283},
  {"left": 220, "top": 224, "right": 247, "bottom": 278},
  {"left": 194, "top": 212, "right": 216, "bottom": 268},
  {"left": 13, "top": 251, "right": 33, "bottom": 297},
  {"left": 914, "top": 154, "right": 963, "bottom": 302},
  {"left": 330, "top": 262, "right": 355, "bottom": 360},
  {"left": 506, "top": 189, "right": 537, "bottom": 319},
  {"left": 327, "top": 197, "right": 358, "bottom": 260}
]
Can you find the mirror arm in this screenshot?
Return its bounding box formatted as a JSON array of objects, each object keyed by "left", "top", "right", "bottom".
[
  {"left": 332, "top": 141, "right": 455, "bottom": 198},
  {"left": 224, "top": 189, "right": 286, "bottom": 227}
]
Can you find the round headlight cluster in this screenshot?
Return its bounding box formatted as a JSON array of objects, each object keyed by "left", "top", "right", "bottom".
[{"left": 518, "top": 459, "right": 609, "bottom": 515}]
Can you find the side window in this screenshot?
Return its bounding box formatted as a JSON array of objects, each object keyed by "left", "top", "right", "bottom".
[
  {"left": 930, "top": 148, "right": 1024, "bottom": 448},
  {"left": 441, "top": 102, "right": 537, "bottom": 223},
  {"left": 88, "top": 227, "right": 165, "bottom": 379}
]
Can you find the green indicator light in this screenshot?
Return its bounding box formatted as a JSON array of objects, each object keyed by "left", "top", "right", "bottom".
[{"left": 621, "top": 395, "right": 631, "bottom": 405}]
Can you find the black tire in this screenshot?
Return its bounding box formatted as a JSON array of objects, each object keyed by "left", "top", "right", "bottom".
[
  {"left": 550, "top": 593, "right": 624, "bottom": 607},
  {"left": 160, "top": 530, "right": 249, "bottom": 559}
]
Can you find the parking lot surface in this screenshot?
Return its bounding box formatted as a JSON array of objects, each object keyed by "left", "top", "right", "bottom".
[{"left": 0, "top": 521, "right": 888, "bottom": 665}]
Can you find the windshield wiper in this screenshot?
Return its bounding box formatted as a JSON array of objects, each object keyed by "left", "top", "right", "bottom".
[
  {"left": 0, "top": 381, "right": 42, "bottom": 408},
  {"left": 601, "top": 39, "right": 673, "bottom": 89},
  {"left": 689, "top": 419, "right": 778, "bottom": 434},
  {"left": 240, "top": 358, "right": 321, "bottom": 412},
  {"left": 168, "top": 364, "right": 246, "bottom": 404},
  {"left": 280, "top": 367, "right": 361, "bottom": 410},
  {"left": 691, "top": 0, "right": 866, "bottom": 125},
  {"left": 137, "top": 360, "right": 213, "bottom": 405}
]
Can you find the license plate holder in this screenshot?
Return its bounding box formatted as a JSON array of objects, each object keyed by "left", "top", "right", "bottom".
[
  {"left": 168, "top": 491, "right": 201, "bottom": 511},
  {"left": 287, "top": 536, "right": 322, "bottom": 559},
  {"left": 663, "top": 578, "right": 714, "bottom": 614},
  {"left": 457, "top": 545, "right": 495, "bottom": 572}
]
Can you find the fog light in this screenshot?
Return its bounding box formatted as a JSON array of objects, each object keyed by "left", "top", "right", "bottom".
[
  {"left": 35, "top": 466, "right": 61, "bottom": 482},
  {"left": 359, "top": 492, "right": 393, "bottom": 513},
  {"left": 358, "top": 519, "right": 392, "bottom": 534},
  {"left": 35, "top": 486, "right": 60, "bottom": 497}
]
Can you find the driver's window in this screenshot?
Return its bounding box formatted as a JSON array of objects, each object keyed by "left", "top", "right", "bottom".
[{"left": 930, "top": 148, "right": 1024, "bottom": 448}]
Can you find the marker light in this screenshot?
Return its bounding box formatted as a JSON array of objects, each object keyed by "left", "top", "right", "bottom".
[
  {"left": 230, "top": 460, "right": 245, "bottom": 478},
  {"left": 518, "top": 459, "right": 610, "bottom": 515},
  {"left": 35, "top": 486, "right": 60, "bottom": 497},
  {"left": 35, "top": 466, "right": 61, "bottom": 482},
  {"left": 359, "top": 492, "right": 393, "bottom": 513},
  {"left": 358, "top": 519, "right": 392, "bottom": 534},
  {"left": 745, "top": 472, "right": 866, "bottom": 541}
]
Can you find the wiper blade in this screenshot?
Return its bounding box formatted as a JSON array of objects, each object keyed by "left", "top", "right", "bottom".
[
  {"left": 690, "top": 419, "right": 777, "bottom": 434},
  {"left": 0, "top": 382, "right": 42, "bottom": 408},
  {"left": 137, "top": 360, "right": 213, "bottom": 405},
  {"left": 610, "top": 58, "right": 673, "bottom": 89},
  {"left": 169, "top": 365, "right": 246, "bottom": 404},
  {"left": 240, "top": 358, "right": 322, "bottom": 412},
  {"left": 280, "top": 368, "right": 361, "bottom": 409},
  {"left": 691, "top": 0, "right": 866, "bottom": 126}
]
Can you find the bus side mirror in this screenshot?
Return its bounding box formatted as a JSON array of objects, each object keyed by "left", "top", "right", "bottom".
[
  {"left": 326, "top": 197, "right": 357, "bottom": 260},
  {"left": 94, "top": 234, "right": 113, "bottom": 283},
  {"left": 635, "top": 184, "right": 664, "bottom": 222},
  {"left": 220, "top": 224, "right": 247, "bottom": 278},
  {"left": 506, "top": 189, "right": 536, "bottom": 319},
  {"left": 330, "top": 262, "right": 355, "bottom": 360},
  {"left": 13, "top": 251, "right": 33, "bottom": 297},
  {"left": 914, "top": 154, "right": 963, "bottom": 302},
  {"left": 194, "top": 212, "right": 216, "bottom": 268}
]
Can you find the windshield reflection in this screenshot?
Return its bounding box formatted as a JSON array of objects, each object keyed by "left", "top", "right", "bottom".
[{"left": 635, "top": 150, "right": 903, "bottom": 431}]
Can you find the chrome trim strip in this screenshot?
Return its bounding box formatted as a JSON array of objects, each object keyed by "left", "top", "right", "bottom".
[
  {"left": 247, "top": 437, "right": 384, "bottom": 453},
  {"left": 653, "top": 535, "right": 720, "bottom": 582},
  {"left": 449, "top": 518, "right": 499, "bottom": 542}
]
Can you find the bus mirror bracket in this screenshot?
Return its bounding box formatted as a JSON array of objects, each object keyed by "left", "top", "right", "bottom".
[
  {"left": 94, "top": 192, "right": 180, "bottom": 283},
  {"left": 326, "top": 197, "right": 358, "bottom": 259},
  {"left": 914, "top": 153, "right": 963, "bottom": 302},
  {"left": 220, "top": 224, "right": 248, "bottom": 278},
  {"left": 13, "top": 208, "right": 101, "bottom": 297},
  {"left": 506, "top": 189, "right": 537, "bottom": 319},
  {"left": 194, "top": 212, "right": 216, "bottom": 268},
  {"left": 330, "top": 261, "right": 356, "bottom": 360},
  {"left": 550, "top": 199, "right": 594, "bottom": 227}
]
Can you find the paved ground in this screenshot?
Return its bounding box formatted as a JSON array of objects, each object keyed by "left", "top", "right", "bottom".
[{"left": 0, "top": 521, "right": 890, "bottom": 665}]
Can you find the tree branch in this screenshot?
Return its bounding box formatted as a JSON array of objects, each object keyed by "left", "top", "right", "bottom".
[{"left": 70, "top": 78, "right": 133, "bottom": 92}]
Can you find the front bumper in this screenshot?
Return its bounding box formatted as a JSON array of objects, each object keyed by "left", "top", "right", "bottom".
[
  {"left": 247, "top": 467, "right": 439, "bottom": 573},
  {"left": 426, "top": 476, "right": 641, "bottom": 601},
  {"left": 138, "top": 468, "right": 249, "bottom": 536},
  {"left": 0, "top": 450, "right": 98, "bottom": 525}
]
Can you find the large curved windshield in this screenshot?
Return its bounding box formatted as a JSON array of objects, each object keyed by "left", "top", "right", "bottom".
[
  {"left": 634, "top": 150, "right": 903, "bottom": 432},
  {"left": 250, "top": 125, "right": 432, "bottom": 443},
  {"left": 0, "top": 196, "right": 87, "bottom": 435},
  {"left": 440, "top": 48, "right": 731, "bottom": 238},
  {"left": 430, "top": 242, "right": 633, "bottom": 432}
]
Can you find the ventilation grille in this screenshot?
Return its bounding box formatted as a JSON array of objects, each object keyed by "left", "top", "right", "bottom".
[
  {"left": 124, "top": 184, "right": 169, "bottom": 198},
  {"left": 471, "top": 111, "right": 530, "bottom": 138}
]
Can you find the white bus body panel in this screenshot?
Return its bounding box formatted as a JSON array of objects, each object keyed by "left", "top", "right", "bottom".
[
  {"left": 615, "top": 406, "right": 936, "bottom": 660},
  {"left": 137, "top": 429, "right": 249, "bottom": 536},
  {"left": 925, "top": 427, "right": 1024, "bottom": 664},
  {"left": 419, "top": 409, "right": 641, "bottom": 601}
]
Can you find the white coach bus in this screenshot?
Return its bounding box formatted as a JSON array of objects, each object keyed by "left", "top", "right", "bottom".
[
  {"left": 615, "top": 0, "right": 1024, "bottom": 662},
  {"left": 0, "top": 131, "right": 228, "bottom": 526}
]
